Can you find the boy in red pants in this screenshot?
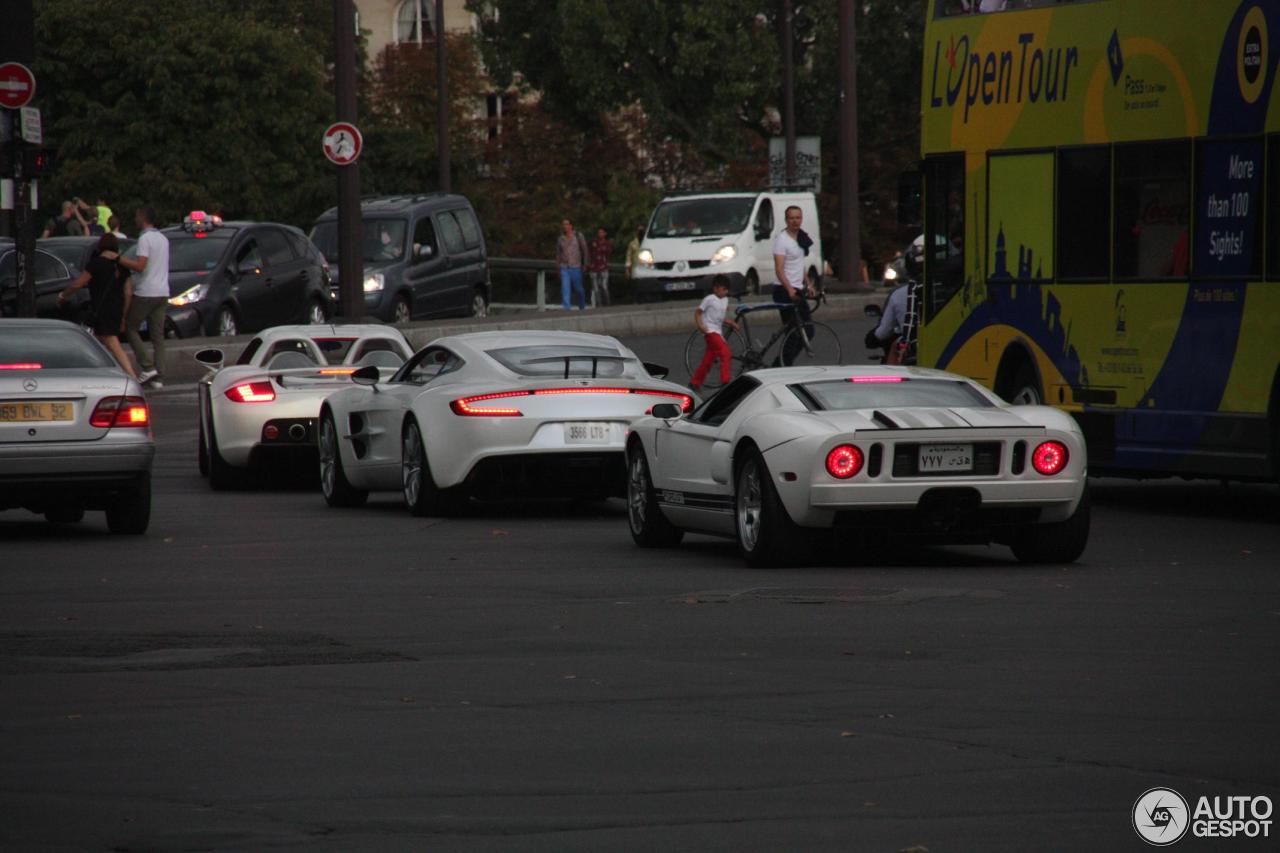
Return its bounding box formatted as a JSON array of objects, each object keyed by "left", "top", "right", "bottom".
[{"left": 690, "top": 275, "right": 740, "bottom": 390}]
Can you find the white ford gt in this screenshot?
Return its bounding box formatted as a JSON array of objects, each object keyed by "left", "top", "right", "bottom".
[
  {"left": 196, "top": 324, "right": 412, "bottom": 488},
  {"left": 625, "top": 365, "right": 1090, "bottom": 567},
  {"left": 317, "top": 330, "right": 695, "bottom": 513}
]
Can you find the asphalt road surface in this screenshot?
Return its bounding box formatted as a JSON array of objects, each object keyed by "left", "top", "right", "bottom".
[{"left": 3, "top": 324, "right": 1279, "bottom": 852}]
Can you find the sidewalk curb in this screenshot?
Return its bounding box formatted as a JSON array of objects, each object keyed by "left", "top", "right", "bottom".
[{"left": 153, "top": 293, "right": 881, "bottom": 382}]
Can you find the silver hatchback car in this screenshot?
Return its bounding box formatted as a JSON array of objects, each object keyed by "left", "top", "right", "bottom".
[{"left": 0, "top": 319, "right": 155, "bottom": 533}]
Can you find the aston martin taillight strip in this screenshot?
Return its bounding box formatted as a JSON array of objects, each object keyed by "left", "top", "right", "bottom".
[{"left": 450, "top": 388, "right": 694, "bottom": 416}]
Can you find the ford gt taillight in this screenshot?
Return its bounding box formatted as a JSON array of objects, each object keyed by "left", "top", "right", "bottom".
[
  {"left": 825, "top": 444, "right": 864, "bottom": 479},
  {"left": 1032, "top": 440, "right": 1068, "bottom": 475},
  {"left": 90, "top": 396, "right": 150, "bottom": 428},
  {"left": 226, "top": 382, "right": 276, "bottom": 403}
]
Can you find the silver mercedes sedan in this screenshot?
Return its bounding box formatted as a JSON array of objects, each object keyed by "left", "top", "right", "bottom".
[{"left": 0, "top": 319, "right": 155, "bottom": 533}]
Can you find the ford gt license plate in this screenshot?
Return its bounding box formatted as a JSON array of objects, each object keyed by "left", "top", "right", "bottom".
[
  {"left": 918, "top": 443, "right": 972, "bottom": 472},
  {"left": 565, "top": 422, "right": 610, "bottom": 444},
  {"left": 0, "top": 401, "right": 74, "bottom": 423}
]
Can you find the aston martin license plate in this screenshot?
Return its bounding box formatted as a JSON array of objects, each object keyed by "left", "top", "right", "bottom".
[
  {"left": 565, "top": 422, "right": 610, "bottom": 444},
  {"left": 918, "top": 443, "right": 973, "bottom": 472},
  {"left": 0, "top": 401, "right": 74, "bottom": 423}
]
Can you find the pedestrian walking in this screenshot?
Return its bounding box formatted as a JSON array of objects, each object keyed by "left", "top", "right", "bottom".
[
  {"left": 555, "top": 219, "right": 588, "bottom": 310},
  {"left": 42, "top": 201, "right": 84, "bottom": 238},
  {"left": 589, "top": 228, "right": 612, "bottom": 307},
  {"left": 55, "top": 233, "right": 137, "bottom": 379},
  {"left": 119, "top": 206, "right": 170, "bottom": 387},
  {"left": 689, "top": 274, "right": 740, "bottom": 391},
  {"left": 625, "top": 226, "right": 644, "bottom": 279},
  {"left": 772, "top": 205, "right": 816, "bottom": 365}
]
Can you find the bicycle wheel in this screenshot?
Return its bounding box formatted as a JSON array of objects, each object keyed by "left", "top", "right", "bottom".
[
  {"left": 683, "top": 327, "right": 747, "bottom": 388},
  {"left": 779, "top": 321, "right": 843, "bottom": 368}
]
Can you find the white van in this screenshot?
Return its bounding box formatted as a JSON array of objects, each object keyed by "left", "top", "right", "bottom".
[{"left": 631, "top": 190, "right": 822, "bottom": 301}]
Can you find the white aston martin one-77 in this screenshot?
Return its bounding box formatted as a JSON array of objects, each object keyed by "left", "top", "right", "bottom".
[
  {"left": 318, "top": 330, "right": 695, "bottom": 513},
  {"left": 625, "top": 365, "right": 1090, "bottom": 567},
  {"left": 196, "top": 324, "right": 412, "bottom": 488}
]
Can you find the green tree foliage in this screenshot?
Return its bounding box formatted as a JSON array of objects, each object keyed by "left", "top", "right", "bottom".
[
  {"left": 469, "top": 0, "right": 926, "bottom": 263},
  {"left": 33, "top": 0, "right": 336, "bottom": 231}
]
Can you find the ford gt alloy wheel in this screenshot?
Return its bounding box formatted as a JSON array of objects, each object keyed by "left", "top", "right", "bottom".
[
  {"left": 626, "top": 444, "right": 683, "bottom": 547},
  {"left": 319, "top": 411, "right": 368, "bottom": 507},
  {"left": 735, "top": 451, "right": 807, "bottom": 568}
]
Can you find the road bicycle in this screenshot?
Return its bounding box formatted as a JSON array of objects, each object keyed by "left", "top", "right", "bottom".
[{"left": 683, "top": 292, "right": 843, "bottom": 389}]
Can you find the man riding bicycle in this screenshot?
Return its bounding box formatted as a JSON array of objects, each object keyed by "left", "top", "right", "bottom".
[{"left": 772, "top": 205, "right": 817, "bottom": 365}]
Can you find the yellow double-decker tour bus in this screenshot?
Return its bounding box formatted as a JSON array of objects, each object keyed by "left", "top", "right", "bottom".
[{"left": 917, "top": 0, "right": 1280, "bottom": 481}]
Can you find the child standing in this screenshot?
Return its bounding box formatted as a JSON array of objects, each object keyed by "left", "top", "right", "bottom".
[{"left": 690, "top": 275, "right": 740, "bottom": 391}]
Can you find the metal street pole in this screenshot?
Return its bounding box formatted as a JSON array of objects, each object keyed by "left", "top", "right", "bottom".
[
  {"left": 838, "top": 0, "right": 863, "bottom": 286},
  {"left": 782, "top": 0, "right": 795, "bottom": 185},
  {"left": 435, "top": 0, "right": 450, "bottom": 193},
  {"left": 333, "top": 0, "right": 364, "bottom": 320},
  {"left": 2, "top": 0, "right": 37, "bottom": 313}
]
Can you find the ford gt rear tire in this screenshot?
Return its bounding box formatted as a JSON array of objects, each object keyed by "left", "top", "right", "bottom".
[
  {"left": 1011, "top": 489, "right": 1090, "bottom": 564},
  {"left": 735, "top": 450, "right": 808, "bottom": 568},
  {"left": 319, "top": 411, "right": 368, "bottom": 508},
  {"left": 627, "top": 443, "right": 683, "bottom": 548}
]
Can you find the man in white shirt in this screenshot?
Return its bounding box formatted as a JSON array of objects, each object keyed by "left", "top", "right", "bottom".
[
  {"left": 689, "top": 275, "right": 740, "bottom": 390},
  {"left": 771, "top": 205, "right": 816, "bottom": 365},
  {"left": 119, "top": 207, "right": 171, "bottom": 387}
]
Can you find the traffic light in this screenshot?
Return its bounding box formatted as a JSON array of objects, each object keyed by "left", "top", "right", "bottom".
[{"left": 21, "top": 147, "right": 55, "bottom": 177}]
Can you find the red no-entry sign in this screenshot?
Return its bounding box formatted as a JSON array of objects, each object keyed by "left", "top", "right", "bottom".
[
  {"left": 0, "top": 62, "right": 36, "bottom": 110},
  {"left": 322, "top": 122, "right": 362, "bottom": 166}
]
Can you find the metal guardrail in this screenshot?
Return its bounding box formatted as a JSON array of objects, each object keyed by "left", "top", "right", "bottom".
[{"left": 488, "top": 257, "right": 628, "bottom": 311}]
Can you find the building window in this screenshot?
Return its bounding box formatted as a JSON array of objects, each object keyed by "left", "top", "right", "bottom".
[{"left": 395, "top": 0, "right": 435, "bottom": 44}]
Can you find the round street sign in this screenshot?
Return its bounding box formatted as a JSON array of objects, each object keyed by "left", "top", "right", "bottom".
[
  {"left": 0, "top": 62, "right": 36, "bottom": 110},
  {"left": 322, "top": 122, "right": 362, "bottom": 166}
]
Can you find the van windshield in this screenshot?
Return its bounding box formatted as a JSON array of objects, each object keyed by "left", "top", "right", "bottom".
[
  {"left": 648, "top": 198, "right": 755, "bottom": 239},
  {"left": 309, "top": 219, "right": 407, "bottom": 263}
]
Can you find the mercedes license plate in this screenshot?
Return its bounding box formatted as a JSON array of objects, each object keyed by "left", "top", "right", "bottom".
[
  {"left": 918, "top": 443, "right": 973, "bottom": 473},
  {"left": 664, "top": 281, "right": 697, "bottom": 291},
  {"left": 0, "top": 401, "right": 74, "bottom": 423},
  {"left": 565, "top": 422, "right": 610, "bottom": 444}
]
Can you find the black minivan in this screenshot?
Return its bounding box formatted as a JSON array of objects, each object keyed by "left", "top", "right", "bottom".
[{"left": 309, "top": 194, "right": 490, "bottom": 324}]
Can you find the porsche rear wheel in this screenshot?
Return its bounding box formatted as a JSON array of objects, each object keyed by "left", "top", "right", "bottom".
[
  {"left": 1011, "top": 489, "right": 1090, "bottom": 564},
  {"left": 319, "top": 411, "right": 367, "bottom": 507},
  {"left": 207, "top": 414, "right": 241, "bottom": 490},
  {"left": 735, "top": 450, "right": 807, "bottom": 568},
  {"left": 626, "top": 443, "right": 683, "bottom": 547},
  {"left": 197, "top": 408, "right": 209, "bottom": 476}
]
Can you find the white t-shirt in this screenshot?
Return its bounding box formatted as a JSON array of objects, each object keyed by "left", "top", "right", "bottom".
[
  {"left": 134, "top": 228, "right": 170, "bottom": 298},
  {"left": 772, "top": 230, "right": 805, "bottom": 289},
  {"left": 698, "top": 293, "right": 729, "bottom": 336}
]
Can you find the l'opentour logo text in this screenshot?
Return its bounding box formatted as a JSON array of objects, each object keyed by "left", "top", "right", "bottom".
[
  {"left": 928, "top": 32, "right": 1080, "bottom": 123},
  {"left": 1133, "top": 787, "right": 1273, "bottom": 845}
]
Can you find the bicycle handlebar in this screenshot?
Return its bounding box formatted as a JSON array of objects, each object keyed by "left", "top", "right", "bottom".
[{"left": 733, "top": 291, "right": 825, "bottom": 317}]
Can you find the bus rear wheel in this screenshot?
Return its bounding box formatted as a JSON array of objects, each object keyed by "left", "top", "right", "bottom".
[{"left": 1004, "top": 361, "right": 1042, "bottom": 406}]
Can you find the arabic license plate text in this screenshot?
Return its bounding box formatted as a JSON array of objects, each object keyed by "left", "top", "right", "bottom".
[
  {"left": 0, "top": 401, "right": 74, "bottom": 423},
  {"left": 565, "top": 422, "right": 610, "bottom": 444},
  {"left": 918, "top": 443, "right": 972, "bottom": 472}
]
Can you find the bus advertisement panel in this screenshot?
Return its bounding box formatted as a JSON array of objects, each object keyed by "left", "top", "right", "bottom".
[{"left": 917, "top": 0, "right": 1280, "bottom": 481}]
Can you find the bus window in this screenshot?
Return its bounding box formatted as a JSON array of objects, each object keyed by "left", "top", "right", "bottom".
[
  {"left": 923, "top": 154, "right": 964, "bottom": 317},
  {"left": 1114, "top": 141, "right": 1191, "bottom": 280},
  {"left": 1193, "top": 138, "right": 1263, "bottom": 280},
  {"left": 1057, "top": 147, "right": 1110, "bottom": 280},
  {"left": 988, "top": 151, "right": 1054, "bottom": 282}
]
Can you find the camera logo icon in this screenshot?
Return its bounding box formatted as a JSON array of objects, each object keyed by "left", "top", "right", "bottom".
[{"left": 1133, "top": 787, "right": 1190, "bottom": 845}]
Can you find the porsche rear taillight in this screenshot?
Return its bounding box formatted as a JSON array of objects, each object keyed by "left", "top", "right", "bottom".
[
  {"left": 1032, "top": 440, "right": 1068, "bottom": 475},
  {"left": 450, "top": 388, "right": 694, "bottom": 417},
  {"left": 90, "top": 396, "right": 150, "bottom": 428},
  {"left": 825, "top": 444, "right": 864, "bottom": 479},
  {"left": 226, "top": 382, "right": 276, "bottom": 403}
]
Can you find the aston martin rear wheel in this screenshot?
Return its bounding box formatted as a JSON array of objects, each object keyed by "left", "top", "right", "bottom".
[
  {"left": 735, "top": 450, "right": 807, "bottom": 568},
  {"left": 626, "top": 443, "right": 683, "bottom": 548},
  {"left": 403, "top": 418, "right": 444, "bottom": 516},
  {"left": 319, "top": 411, "right": 367, "bottom": 507}
]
